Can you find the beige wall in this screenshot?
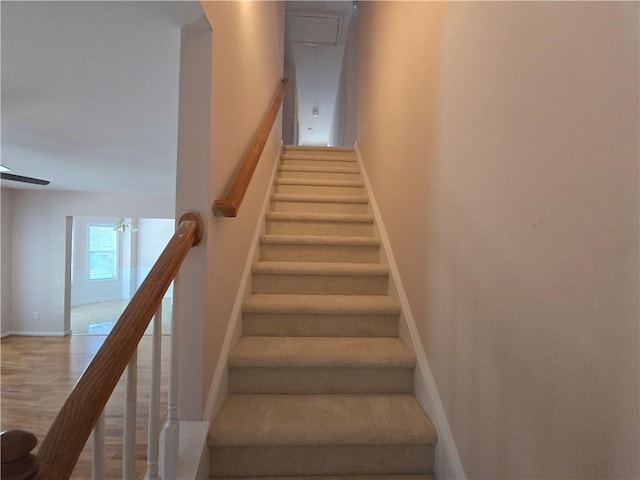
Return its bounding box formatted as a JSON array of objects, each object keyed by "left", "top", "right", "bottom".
[
  {"left": 356, "top": 2, "right": 639, "bottom": 479},
  {"left": 198, "top": 1, "right": 285, "bottom": 412}
]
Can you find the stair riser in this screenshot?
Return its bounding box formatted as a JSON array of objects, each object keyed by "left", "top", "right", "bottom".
[
  {"left": 260, "top": 244, "right": 380, "bottom": 263},
  {"left": 282, "top": 152, "right": 356, "bottom": 161},
  {"left": 229, "top": 367, "right": 414, "bottom": 394},
  {"left": 252, "top": 273, "right": 388, "bottom": 295},
  {"left": 281, "top": 159, "right": 358, "bottom": 168},
  {"left": 270, "top": 200, "right": 369, "bottom": 214},
  {"left": 275, "top": 184, "right": 365, "bottom": 196},
  {"left": 284, "top": 146, "right": 354, "bottom": 152},
  {"left": 266, "top": 220, "right": 373, "bottom": 237},
  {"left": 279, "top": 170, "right": 362, "bottom": 181},
  {"left": 210, "top": 444, "right": 434, "bottom": 477},
  {"left": 242, "top": 313, "right": 399, "bottom": 337}
]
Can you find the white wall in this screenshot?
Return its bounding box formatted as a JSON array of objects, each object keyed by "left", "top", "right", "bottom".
[
  {"left": 9, "top": 189, "right": 173, "bottom": 335},
  {"left": 283, "top": 62, "right": 298, "bottom": 145},
  {"left": 356, "top": 2, "right": 639, "bottom": 479},
  {"left": 1, "top": 188, "right": 15, "bottom": 335},
  {"left": 135, "top": 218, "right": 175, "bottom": 294},
  {"left": 329, "top": 12, "right": 358, "bottom": 147},
  {"left": 174, "top": 19, "right": 212, "bottom": 420}
]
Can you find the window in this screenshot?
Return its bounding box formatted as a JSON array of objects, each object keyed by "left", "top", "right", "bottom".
[{"left": 88, "top": 224, "right": 118, "bottom": 281}]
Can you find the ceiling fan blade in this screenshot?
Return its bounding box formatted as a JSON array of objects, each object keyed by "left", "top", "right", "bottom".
[{"left": 1, "top": 172, "right": 50, "bottom": 185}]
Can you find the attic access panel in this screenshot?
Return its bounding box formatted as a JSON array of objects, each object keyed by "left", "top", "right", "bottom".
[{"left": 286, "top": 14, "right": 342, "bottom": 46}]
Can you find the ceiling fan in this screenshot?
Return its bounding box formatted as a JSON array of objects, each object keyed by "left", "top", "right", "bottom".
[{"left": 0, "top": 165, "right": 50, "bottom": 186}]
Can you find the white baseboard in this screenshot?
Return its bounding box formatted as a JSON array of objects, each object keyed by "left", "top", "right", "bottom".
[
  {"left": 354, "top": 142, "right": 466, "bottom": 479},
  {"left": 1, "top": 331, "right": 12, "bottom": 338},
  {"left": 8, "top": 329, "right": 72, "bottom": 337},
  {"left": 203, "top": 143, "right": 283, "bottom": 422}
]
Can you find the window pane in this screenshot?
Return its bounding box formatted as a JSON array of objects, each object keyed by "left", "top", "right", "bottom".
[
  {"left": 89, "top": 252, "right": 116, "bottom": 280},
  {"left": 89, "top": 226, "right": 115, "bottom": 250},
  {"left": 88, "top": 225, "right": 117, "bottom": 280}
]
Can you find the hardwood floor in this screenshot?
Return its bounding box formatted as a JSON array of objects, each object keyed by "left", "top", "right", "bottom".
[
  {"left": 1, "top": 334, "right": 170, "bottom": 479},
  {"left": 71, "top": 298, "right": 172, "bottom": 335}
]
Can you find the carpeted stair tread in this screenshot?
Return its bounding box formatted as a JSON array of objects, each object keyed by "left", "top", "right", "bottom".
[
  {"left": 253, "top": 261, "right": 388, "bottom": 276},
  {"left": 214, "top": 476, "right": 433, "bottom": 480},
  {"left": 229, "top": 337, "right": 414, "bottom": 368},
  {"left": 284, "top": 146, "right": 355, "bottom": 153},
  {"left": 280, "top": 165, "right": 361, "bottom": 174},
  {"left": 209, "top": 394, "right": 437, "bottom": 447},
  {"left": 267, "top": 212, "right": 374, "bottom": 223},
  {"left": 243, "top": 294, "right": 400, "bottom": 315},
  {"left": 276, "top": 178, "right": 364, "bottom": 188},
  {"left": 283, "top": 152, "right": 357, "bottom": 161},
  {"left": 261, "top": 234, "right": 380, "bottom": 247},
  {"left": 272, "top": 193, "right": 369, "bottom": 204}
]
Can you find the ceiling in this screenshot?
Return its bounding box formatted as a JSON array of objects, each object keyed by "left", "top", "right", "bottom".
[
  {"left": 1, "top": 1, "right": 204, "bottom": 193},
  {"left": 285, "top": 1, "right": 354, "bottom": 146}
]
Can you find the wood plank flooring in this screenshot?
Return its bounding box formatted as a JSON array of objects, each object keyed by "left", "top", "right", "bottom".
[
  {"left": 1, "top": 334, "right": 170, "bottom": 479},
  {"left": 71, "top": 298, "right": 172, "bottom": 335}
]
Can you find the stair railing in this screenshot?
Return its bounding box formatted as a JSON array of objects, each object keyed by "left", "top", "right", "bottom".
[
  {"left": 213, "top": 78, "right": 288, "bottom": 217},
  {"left": 0, "top": 211, "right": 204, "bottom": 480}
]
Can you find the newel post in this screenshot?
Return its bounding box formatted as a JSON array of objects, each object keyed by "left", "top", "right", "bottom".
[{"left": 1, "top": 430, "right": 39, "bottom": 480}]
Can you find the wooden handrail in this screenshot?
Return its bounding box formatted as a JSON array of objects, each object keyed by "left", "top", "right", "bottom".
[
  {"left": 213, "top": 78, "right": 288, "bottom": 217},
  {"left": 0, "top": 211, "right": 204, "bottom": 480}
]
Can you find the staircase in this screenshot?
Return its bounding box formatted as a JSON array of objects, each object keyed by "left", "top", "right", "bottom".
[{"left": 208, "top": 146, "right": 437, "bottom": 479}]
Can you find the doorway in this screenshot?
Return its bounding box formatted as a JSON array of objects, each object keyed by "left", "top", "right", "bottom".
[{"left": 68, "top": 216, "right": 174, "bottom": 335}]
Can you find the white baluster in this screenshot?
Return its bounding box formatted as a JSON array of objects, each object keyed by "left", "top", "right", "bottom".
[
  {"left": 163, "top": 278, "right": 180, "bottom": 479},
  {"left": 123, "top": 349, "right": 137, "bottom": 479},
  {"left": 145, "top": 307, "right": 162, "bottom": 480},
  {"left": 92, "top": 411, "right": 106, "bottom": 480}
]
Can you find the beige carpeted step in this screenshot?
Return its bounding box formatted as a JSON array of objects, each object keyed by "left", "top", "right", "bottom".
[
  {"left": 284, "top": 145, "right": 355, "bottom": 153},
  {"left": 281, "top": 155, "right": 357, "bottom": 168},
  {"left": 209, "top": 394, "right": 436, "bottom": 477},
  {"left": 275, "top": 178, "right": 365, "bottom": 196},
  {"left": 265, "top": 212, "right": 374, "bottom": 236},
  {"left": 279, "top": 165, "right": 362, "bottom": 181},
  {"left": 228, "top": 336, "right": 414, "bottom": 394},
  {"left": 229, "top": 336, "right": 414, "bottom": 368},
  {"left": 282, "top": 151, "right": 356, "bottom": 161},
  {"left": 270, "top": 193, "right": 369, "bottom": 214},
  {"left": 252, "top": 261, "right": 389, "bottom": 295},
  {"left": 242, "top": 294, "right": 400, "bottom": 337},
  {"left": 260, "top": 235, "right": 380, "bottom": 263},
  {"left": 214, "top": 476, "right": 434, "bottom": 480}
]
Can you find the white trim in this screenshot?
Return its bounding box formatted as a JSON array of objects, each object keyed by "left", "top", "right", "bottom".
[
  {"left": 354, "top": 142, "right": 466, "bottom": 479},
  {"left": 8, "top": 329, "right": 72, "bottom": 337},
  {"left": 158, "top": 420, "right": 210, "bottom": 479},
  {"left": 1, "top": 332, "right": 12, "bottom": 338},
  {"left": 203, "top": 142, "right": 283, "bottom": 422}
]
